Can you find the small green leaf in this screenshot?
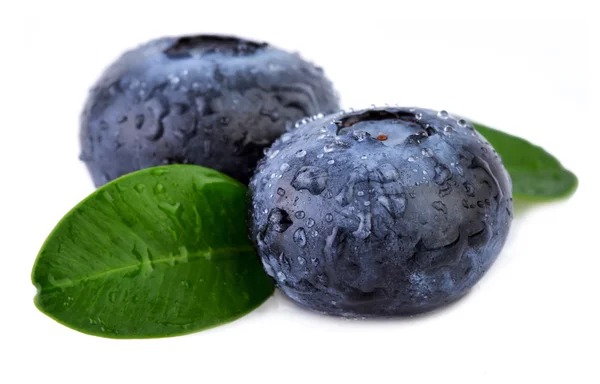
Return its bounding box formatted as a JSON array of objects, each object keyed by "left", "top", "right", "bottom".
[
  {"left": 31, "top": 165, "right": 274, "bottom": 338},
  {"left": 474, "top": 123, "right": 578, "bottom": 200}
]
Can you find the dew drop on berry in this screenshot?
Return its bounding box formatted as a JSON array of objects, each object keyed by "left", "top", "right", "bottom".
[
  {"left": 295, "top": 149, "right": 307, "bottom": 158},
  {"left": 293, "top": 228, "right": 307, "bottom": 247}
]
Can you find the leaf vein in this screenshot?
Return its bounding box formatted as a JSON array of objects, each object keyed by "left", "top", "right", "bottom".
[{"left": 37, "top": 245, "right": 255, "bottom": 294}]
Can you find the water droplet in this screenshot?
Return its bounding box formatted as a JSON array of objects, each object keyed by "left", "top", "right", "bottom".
[
  {"left": 262, "top": 208, "right": 269, "bottom": 214},
  {"left": 297, "top": 256, "right": 306, "bottom": 264},
  {"left": 154, "top": 183, "right": 164, "bottom": 193},
  {"left": 364, "top": 201, "right": 371, "bottom": 206},
  {"left": 457, "top": 119, "right": 467, "bottom": 127},
  {"left": 317, "top": 153, "right": 324, "bottom": 159},
  {"left": 421, "top": 148, "right": 434, "bottom": 157},
  {"left": 422, "top": 170, "right": 428, "bottom": 175},
  {"left": 269, "top": 149, "right": 280, "bottom": 159},
  {"left": 433, "top": 164, "right": 451, "bottom": 185},
  {"left": 295, "top": 149, "right": 307, "bottom": 158},
  {"left": 268, "top": 208, "right": 293, "bottom": 233},
  {"left": 432, "top": 201, "right": 448, "bottom": 214},
  {"left": 293, "top": 228, "right": 307, "bottom": 247},
  {"left": 295, "top": 211, "right": 306, "bottom": 219},
  {"left": 256, "top": 234, "right": 266, "bottom": 249},
  {"left": 159, "top": 201, "right": 181, "bottom": 215},
  {"left": 279, "top": 163, "right": 290, "bottom": 172},
  {"left": 464, "top": 182, "right": 476, "bottom": 196},
  {"left": 353, "top": 131, "right": 367, "bottom": 141},
  {"left": 311, "top": 230, "right": 319, "bottom": 237},
  {"left": 306, "top": 218, "right": 315, "bottom": 228},
  {"left": 408, "top": 156, "right": 416, "bottom": 162},
  {"left": 152, "top": 168, "right": 168, "bottom": 176},
  {"left": 327, "top": 159, "right": 335, "bottom": 165},
  {"left": 325, "top": 213, "right": 333, "bottom": 222},
  {"left": 352, "top": 212, "right": 372, "bottom": 239},
  {"left": 439, "top": 184, "right": 452, "bottom": 197},
  {"left": 134, "top": 184, "right": 146, "bottom": 193},
  {"left": 276, "top": 271, "right": 287, "bottom": 282},
  {"left": 277, "top": 188, "right": 285, "bottom": 196},
  {"left": 291, "top": 166, "right": 328, "bottom": 195},
  {"left": 260, "top": 257, "right": 275, "bottom": 277},
  {"left": 357, "top": 191, "right": 365, "bottom": 197},
  {"left": 317, "top": 274, "right": 328, "bottom": 285},
  {"left": 443, "top": 125, "right": 453, "bottom": 135},
  {"left": 415, "top": 112, "right": 423, "bottom": 120},
  {"left": 438, "top": 110, "right": 449, "bottom": 119},
  {"left": 323, "top": 144, "right": 334, "bottom": 153},
  {"left": 361, "top": 155, "right": 368, "bottom": 160}
]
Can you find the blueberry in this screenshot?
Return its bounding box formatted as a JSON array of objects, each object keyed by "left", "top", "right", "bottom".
[
  {"left": 80, "top": 35, "right": 339, "bottom": 186},
  {"left": 249, "top": 107, "right": 513, "bottom": 317}
]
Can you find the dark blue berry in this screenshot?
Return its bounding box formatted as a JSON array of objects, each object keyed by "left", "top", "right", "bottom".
[
  {"left": 80, "top": 35, "right": 339, "bottom": 186},
  {"left": 249, "top": 107, "right": 513, "bottom": 317}
]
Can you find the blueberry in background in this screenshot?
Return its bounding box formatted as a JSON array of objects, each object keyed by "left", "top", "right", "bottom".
[
  {"left": 249, "top": 107, "right": 513, "bottom": 317},
  {"left": 80, "top": 35, "right": 339, "bottom": 186}
]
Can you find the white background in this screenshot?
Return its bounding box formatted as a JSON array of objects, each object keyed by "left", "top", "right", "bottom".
[{"left": 2, "top": 1, "right": 598, "bottom": 383}]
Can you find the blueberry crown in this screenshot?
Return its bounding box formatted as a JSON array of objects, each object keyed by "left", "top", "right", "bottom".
[{"left": 164, "top": 35, "right": 268, "bottom": 58}]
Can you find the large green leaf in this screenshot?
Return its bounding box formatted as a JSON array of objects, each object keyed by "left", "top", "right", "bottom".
[
  {"left": 474, "top": 123, "right": 578, "bottom": 200},
  {"left": 32, "top": 165, "right": 273, "bottom": 338}
]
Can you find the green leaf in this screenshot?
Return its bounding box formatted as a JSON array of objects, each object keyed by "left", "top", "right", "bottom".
[
  {"left": 473, "top": 123, "right": 578, "bottom": 200},
  {"left": 31, "top": 165, "right": 274, "bottom": 338}
]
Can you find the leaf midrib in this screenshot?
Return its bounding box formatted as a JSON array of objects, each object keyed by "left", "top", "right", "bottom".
[{"left": 37, "top": 245, "right": 255, "bottom": 293}]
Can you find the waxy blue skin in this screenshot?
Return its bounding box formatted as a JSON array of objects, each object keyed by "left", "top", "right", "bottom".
[
  {"left": 249, "top": 107, "right": 513, "bottom": 316},
  {"left": 80, "top": 35, "right": 339, "bottom": 186}
]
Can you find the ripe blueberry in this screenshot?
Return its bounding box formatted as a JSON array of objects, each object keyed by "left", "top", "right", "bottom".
[
  {"left": 249, "top": 107, "right": 513, "bottom": 316},
  {"left": 80, "top": 35, "right": 339, "bottom": 186}
]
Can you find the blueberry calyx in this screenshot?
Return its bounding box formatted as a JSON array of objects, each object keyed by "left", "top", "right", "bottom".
[
  {"left": 164, "top": 35, "right": 268, "bottom": 58},
  {"left": 336, "top": 108, "right": 437, "bottom": 147}
]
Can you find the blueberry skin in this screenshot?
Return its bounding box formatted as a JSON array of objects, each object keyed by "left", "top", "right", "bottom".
[
  {"left": 80, "top": 35, "right": 339, "bottom": 186},
  {"left": 249, "top": 107, "right": 513, "bottom": 317}
]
